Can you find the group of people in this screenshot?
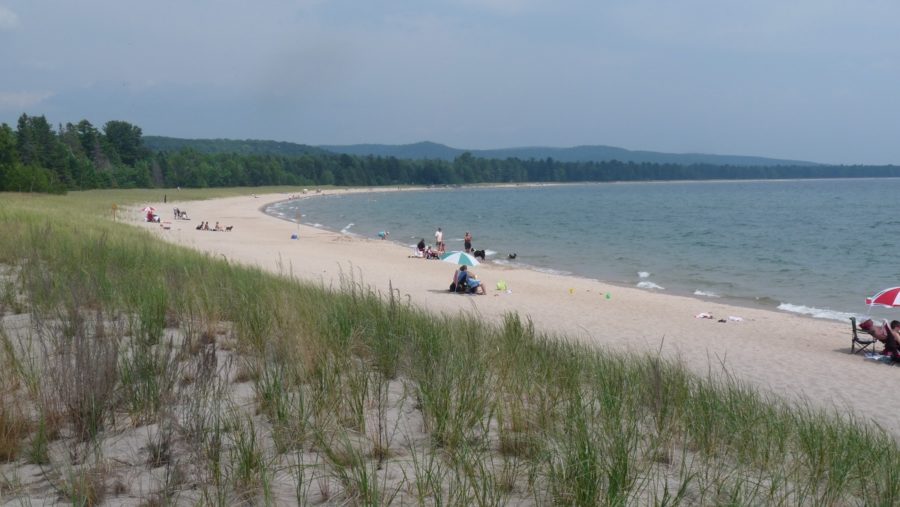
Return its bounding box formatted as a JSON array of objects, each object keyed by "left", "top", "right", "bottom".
[
  {"left": 449, "top": 265, "right": 486, "bottom": 295},
  {"left": 405, "top": 227, "right": 447, "bottom": 259},
  {"left": 173, "top": 207, "right": 190, "bottom": 220},
  {"left": 195, "top": 221, "right": 232, "bottom": 232},
  {"left": 391, "top": 226, "right": 486, "bottom": 294},
  {"left": 435, "top": 227, "right": 475, "bottom": 254},
  {"left": 390, "top": 227, "right": 479, "bottom": 258},
  {"left": 415, "top": 238, "right": 441, "bottom": 259},
  {"left": 859, "top": 319, "right": 900, "bottom": 360}
]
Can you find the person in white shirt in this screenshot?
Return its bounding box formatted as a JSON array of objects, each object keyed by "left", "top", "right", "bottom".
[{"left": 435, "top": 227, "right": 444, "bottom": 253}]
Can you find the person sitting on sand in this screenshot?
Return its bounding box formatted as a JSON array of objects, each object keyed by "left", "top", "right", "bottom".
[
  {"left": 450, "top": 265, "right": 485, "bottom": 295},
  {"left": 465, "top": 269, "right": 486, "bottom": 295},
  {"left": 214, "top": 221, "right": 223, "bottom": 231},
  {"left": 880, "top": 320, "right": 900, "bottom": 360},
  {"left": 417, "top": 238, "right": 426, "bottom": 254},
  {"left": 859, "top": 319, "right": 900, "bottom": 359},
  {"left": 450, "top": 265, "right": 469, "bottom": 293}
]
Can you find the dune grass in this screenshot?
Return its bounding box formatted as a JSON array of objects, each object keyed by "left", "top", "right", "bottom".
[{"left": 0, "top": 187, "right": 898, "bottom": 504}]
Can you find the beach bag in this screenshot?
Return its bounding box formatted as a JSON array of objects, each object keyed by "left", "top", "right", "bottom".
[{"left": 449, "top": 282, "right": 457, "bottom": 292}]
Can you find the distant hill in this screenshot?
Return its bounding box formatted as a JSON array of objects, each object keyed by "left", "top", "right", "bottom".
[
  {"left": 316, "top": 141, "right": 462, "bottom": 160},
  {"left": 145, "top": 136, "right": 819, "bottom": 167},
  {"left": 319, "top": 141, "right": 820, "bottom": 167},
  {"left": 144, "top": 136, "right": 327, "bottom": 157}
]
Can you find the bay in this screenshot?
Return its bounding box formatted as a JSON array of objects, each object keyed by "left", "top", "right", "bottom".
[{"left": 267, "top": 179, "right": 900, "bottom": 322}]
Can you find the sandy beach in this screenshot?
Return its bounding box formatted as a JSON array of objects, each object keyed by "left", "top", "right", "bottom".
[{"left": 138, "top": 190, "right": 898, "bottom": 435}]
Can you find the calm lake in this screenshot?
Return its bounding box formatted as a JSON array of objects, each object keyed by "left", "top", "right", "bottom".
[{"left": 268, "top": 179, "right": 900, "bottom": 322}]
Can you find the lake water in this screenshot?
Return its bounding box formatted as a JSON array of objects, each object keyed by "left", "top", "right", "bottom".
[{"left": 267, "top": 179, "right": 900, "bottom": 322}]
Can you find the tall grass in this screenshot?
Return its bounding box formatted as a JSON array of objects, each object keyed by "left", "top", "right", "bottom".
[{"left": 0, "top": 188, "right": 898, "bottom": 504}]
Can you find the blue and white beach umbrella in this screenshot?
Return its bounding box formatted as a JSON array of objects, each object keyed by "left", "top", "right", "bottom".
[{"left": 440, "top": 251, "right": 480, "bottom": 266}]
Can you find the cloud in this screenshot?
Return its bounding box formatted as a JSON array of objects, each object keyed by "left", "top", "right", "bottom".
[
  {"left": 0, "top": 5, "right": 19, "bottom": 30},
  {"left": 0, "top": 91, "right": 53, "bottom": 111}
]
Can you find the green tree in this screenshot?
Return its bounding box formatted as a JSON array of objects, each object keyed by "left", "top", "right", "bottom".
[
  {"left": 103, "top": 120, "right": 144, "bottom": 166},
  {"left": 320, "top": 169, "right": 335, "bottom": 185},
  {"left": 16, "top": 114, "right": 63, "bottom": 169},
  {"left": 15, "top": 114, "right": 71, "bottom": 185},
  {"left": 0, "top": 123, "right": 17, "bottom": 167}
]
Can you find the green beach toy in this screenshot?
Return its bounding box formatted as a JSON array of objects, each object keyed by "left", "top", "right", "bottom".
[
  {"left": 605, "top": 292, "right": 611, "bottom": 299},
  {"left": 496, "top": 280, "right": 507, "bottom": 291}
]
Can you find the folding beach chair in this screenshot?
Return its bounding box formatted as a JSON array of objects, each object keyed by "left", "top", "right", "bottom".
[{"left": 850, "top": 317, "right": 876, "bottom": 354}]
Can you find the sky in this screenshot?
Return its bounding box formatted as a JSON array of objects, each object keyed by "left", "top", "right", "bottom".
[{"left": 1, "top": 1, "right": 898, "bottom": 165}]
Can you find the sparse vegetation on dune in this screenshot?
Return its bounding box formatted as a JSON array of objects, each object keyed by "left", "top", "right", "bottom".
[{"left": 0, "top": 188, "right": 898, "bottom": 505}]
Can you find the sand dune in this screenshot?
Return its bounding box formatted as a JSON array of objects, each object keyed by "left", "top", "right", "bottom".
[{"left": 138, "top": 189, "right": 898, "bottom": 436}]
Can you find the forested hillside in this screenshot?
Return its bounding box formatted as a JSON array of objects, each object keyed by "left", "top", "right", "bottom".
[
  {"left": 319, "top": 142, "right": 820, "bottom": 167},
  {"left": 144, "top": 136, "right": 327, "bottom": 157},
  {"left": 1, "top": 114, "right": 898, "bottom": 194},
  {"left": 150, "top": 137, "right": 819, "bottom": 166}
]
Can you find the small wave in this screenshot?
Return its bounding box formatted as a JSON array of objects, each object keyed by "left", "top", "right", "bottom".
[
  {"left": 693, "top": 290, "right": 720, "bottom": 298},
  {"left": 637, "top": 281, "right": 665, "bottom": 290},
  {"left": 638, "top": 271, "right": 650, "bottom": 278},
  {"left": 777, "top": 303, "right": 853, "bottom": 322},
  {"left": 754, "top": 296, "right": 781, "bottom": 307},
  {"left": 312, "top": 223, "right": 323, "bottom": 228},
  {"left": 484, "top": 249, "right": 497, "bottom": 257},
  {"left": 530, "top": 265, "right": 573, "bottom": 276},
  {"left": 340, "top": 223, "right": 355, "bottom": 234}
]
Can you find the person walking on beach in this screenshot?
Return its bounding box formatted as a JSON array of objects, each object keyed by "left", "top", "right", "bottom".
[
  {"left": 464, "top": 231, "right": 472, "bottom": 253},
  {"left": 435, "top": 227, "right": 444, "bottom": 253}
]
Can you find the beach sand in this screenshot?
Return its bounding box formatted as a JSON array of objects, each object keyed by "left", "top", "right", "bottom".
[{"left": 138, "top": 190, "right": 898, "bottom": 436}]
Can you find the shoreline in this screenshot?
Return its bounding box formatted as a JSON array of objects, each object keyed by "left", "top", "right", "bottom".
[
  {"left": 263, "top": 185, "right": 854, "bottom": 323},
  {"left": 269, "top": 199, "right": 800, "bottom": 320},
  {"left": 137, "top": 189, "right": 900, "bottom": 437}
]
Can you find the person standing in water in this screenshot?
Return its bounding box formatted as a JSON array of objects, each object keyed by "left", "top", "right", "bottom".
[
  {"left": 435, "top": 227, "right": 444, "bottom": 253},
  {"left": 463, "top": 231, "right": 472, "bottom": 253}
]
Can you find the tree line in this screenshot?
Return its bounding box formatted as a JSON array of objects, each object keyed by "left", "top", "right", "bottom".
[{"left": 2, "top": 113, "right": 899, "bottom": 194}]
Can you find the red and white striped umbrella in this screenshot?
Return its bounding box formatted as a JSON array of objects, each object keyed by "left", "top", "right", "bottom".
[{"left": 866, "top": 287, "right": 900, "bottom": 307}]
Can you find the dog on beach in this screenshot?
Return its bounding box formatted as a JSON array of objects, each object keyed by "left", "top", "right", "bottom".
[
  {"left": 225, "top": 226, "right": 233, "bottom": 232},
  {"left": 508, "top": 253, "right": 517, "bottom": 260},
  {"left": 473, "top": 249, "right": 486, "bottom": 261}
]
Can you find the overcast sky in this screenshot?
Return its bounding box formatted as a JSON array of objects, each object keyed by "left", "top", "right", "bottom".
[{"left": 1, "top": 1, "right": 898, "bottom": 164}]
